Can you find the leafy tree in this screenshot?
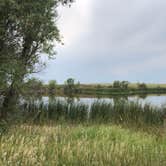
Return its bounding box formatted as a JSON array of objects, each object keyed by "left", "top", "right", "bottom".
[
  {"left": 113, "top": 81, "right": 129, "bottom": 89},
  {"left": 137, "top": 83, "right": 147, "bottom": 89},
  {"left": 0, "top": 0, "right": 73, "bottom": 117},
  {"left": 121, "top": 81, "right": 129, "bottom": 89},
  {"left": 113, "top": 81, "right": 121, "bottom": 88},
  {"left": 24, "top": 78, "right": 43, "bottom": 92},
  {"left": 48, "top": 80, "right": 57, "bottom": 94},
  {"left": 66, "top": 78, "right": 75, "bottom": 86},
  {"left": 64, "top": 78, "right": 75, "bottom": 94},
  {"left": 0, "top": 0, "right": 18, "bottom": 95}
]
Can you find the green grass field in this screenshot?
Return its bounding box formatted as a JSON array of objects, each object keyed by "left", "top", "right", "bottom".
[{"left": 0, "top": 123, "right": 166, "bottom": 165}]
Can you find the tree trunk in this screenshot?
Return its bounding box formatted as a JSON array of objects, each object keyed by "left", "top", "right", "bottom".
[
  {"left": 0, "top": 83, "right": 18, "bottom": 119},
  {"left": 1, "top": 34, "right": 34, "bottom": 119}
]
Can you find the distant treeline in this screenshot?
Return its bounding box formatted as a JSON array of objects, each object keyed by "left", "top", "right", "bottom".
[{"left": 21, "top": 78, "right": 166, "bottom": 96}]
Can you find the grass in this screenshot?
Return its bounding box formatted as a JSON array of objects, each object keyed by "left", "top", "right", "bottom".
[
  {"left": 79, "top": 83, "right": 166, "bottom": 89},
  {"left": 0, "top": 123, "right": 166, "bottom": 165},
  {"left": 75, "top": 83, "right": 166, "bottom": 96},
  {"left": 1, "top": 99, "right": 166, "bottom": 165},
  {"left": 129, "top": 83, "right": 166, "bottom": 89},
  {"left": 20, "top": 99, "right": 164, "bottom": 128}
]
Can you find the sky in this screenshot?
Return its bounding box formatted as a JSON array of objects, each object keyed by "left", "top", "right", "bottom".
[{"left": 36, "top": 0, "right": 166, "bottom": 84}]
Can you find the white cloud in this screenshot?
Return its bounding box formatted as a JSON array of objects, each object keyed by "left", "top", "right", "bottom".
[
  {"left": 111, "top": 54, "right": 166, "bottom": 77},
  {"left": 57, "top": 0, "right": 94, "bottom": 46},
  {"left": 37, "top": 0, "right": 166, "bottom": 83}
]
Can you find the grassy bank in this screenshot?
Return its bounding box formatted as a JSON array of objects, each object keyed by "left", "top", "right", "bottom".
[
  {"left": 1, "top": 100, "right": 166, "bottom": 165},
  {"left": 0, "top": 123, "right": 166, "bottom": 165},
  {"left": 24, "top": 82, "right": 166, "bottom": 96},
  {"left": 76, "top": 83, "right": 166, "bottom": 96}
]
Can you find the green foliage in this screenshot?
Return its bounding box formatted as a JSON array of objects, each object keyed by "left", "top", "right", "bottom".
[
  {"left": 113, "top": 80, "right": 129, "bottom": 89},
  {"left": 66, "top": 78, "right": 75, "bottom": 86},
  {"left": 24, "top": 78, "right": 43, "bottom": 93},
  {"left": 64, "top": 78, "right": 75, "bottom": 94},
  {"left": 0, "top": 120, "right": 8, "bottom": 135},
  {"left": 113, "top": 80, "right": 121, "bottom": 88},
  {"left": 137, "top": 83, "right": 147, "bottom": 89},
  {"left": 63, "top": 78, "right": 82, "bottom": 94},
  {"left": 0, "top": 0, "right": 73, "bottom": 115},
  {"left": 48, "top": 80, "right": 57, "bottom": 94},
  {"left": 121, "top": 81, "right": 129, "bottom": 89}
]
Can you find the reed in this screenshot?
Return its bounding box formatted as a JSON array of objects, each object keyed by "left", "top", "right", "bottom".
[
  {"left": 21, "top": 100, "right": 88, "bottom": 123},
  {"left": 20, "top": 99, "right": 164, "bottom": 127},
  {"left": 90, "top": 100, "right": 163, "bottom": 126}
]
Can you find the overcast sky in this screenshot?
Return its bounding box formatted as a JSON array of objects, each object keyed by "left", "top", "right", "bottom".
[{"left": 36, "top": 0, "right": 166, "bottom": 84}]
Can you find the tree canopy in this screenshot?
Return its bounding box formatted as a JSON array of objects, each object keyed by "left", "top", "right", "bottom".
[{"left": 0, "top": 0, "right": 73, "bottom": 116}]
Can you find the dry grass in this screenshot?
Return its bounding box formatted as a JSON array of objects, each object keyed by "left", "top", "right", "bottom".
[
  {"left": 0, "top": 123, "right": 166, "bottom": 165},
  {"left": 129, "top": 83, "right": 166, "bottom": 89}
]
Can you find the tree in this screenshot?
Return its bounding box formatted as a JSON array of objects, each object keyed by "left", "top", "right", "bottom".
[
  {"left": 121, "top": 81, "right": 129, "bottom": 89},
  {"left": 0, "top": 0, "right": 19, "bottom": 96},
  {"left": 24, "top": 78, "right": 44, "bottom": 93},
  {"left": 137, "top": 83, "right": 147, "bottom": 89},
  {"left": 113, "top": 81, "right": 129, "bottom": 89},
  {"left": 66, "top": 78, "right": 75, "bottom": 87},
  {"left": 0, "top": 0, "right": 73, "bottom": 117},
  {"left": 113, "top": 81, "right": 121, "bottom": 88},
  {"left": 64, "top": 78, "right": 75, "bottom": 94},
  {"left": 48, "top": 80, "right": 57, "bottom": 94}
]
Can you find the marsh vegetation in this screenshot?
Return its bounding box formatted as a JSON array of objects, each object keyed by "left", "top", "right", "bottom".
[
  {"left": 20, "top": 98, "right": 164, "bottom": 127},
  {"left": 1, "top": 95, "right": 166, "bottom": 165},
  {"left": 1, "top": 0, "right": 166, "bottom": 165}
]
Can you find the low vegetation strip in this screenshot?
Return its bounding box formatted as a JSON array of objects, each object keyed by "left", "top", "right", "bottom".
[
  {"left": 22, "top": 78, "right": 166, "bottom": 96},
  {"left": 79, "top": 87, "right": 166, "bottom": 96}
]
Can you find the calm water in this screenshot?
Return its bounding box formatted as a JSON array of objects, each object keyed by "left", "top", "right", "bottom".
[{"left": 37, "top": 94, "right": 166, "bottom": 107}]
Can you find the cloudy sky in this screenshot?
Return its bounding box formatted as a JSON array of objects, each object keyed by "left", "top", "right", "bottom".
[{"left": 37, "top": 0, "right": 166, "bottom": 84}]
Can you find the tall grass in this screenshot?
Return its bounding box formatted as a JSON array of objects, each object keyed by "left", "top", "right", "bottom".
[
  {"left": 1, "top": 99, "right": 166, "bottom": 165},
  {"left": 0, "top": 124, "right": 166, "bottom": 165},
  {"left": 90, "top": 100, "right": 163, "bottom": 126},
  {"left": 20, "top": 99, "right": 164, "bottom": 127},
  {"left": 21, "top": 100, "right": 88, "bottom": 123}
]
